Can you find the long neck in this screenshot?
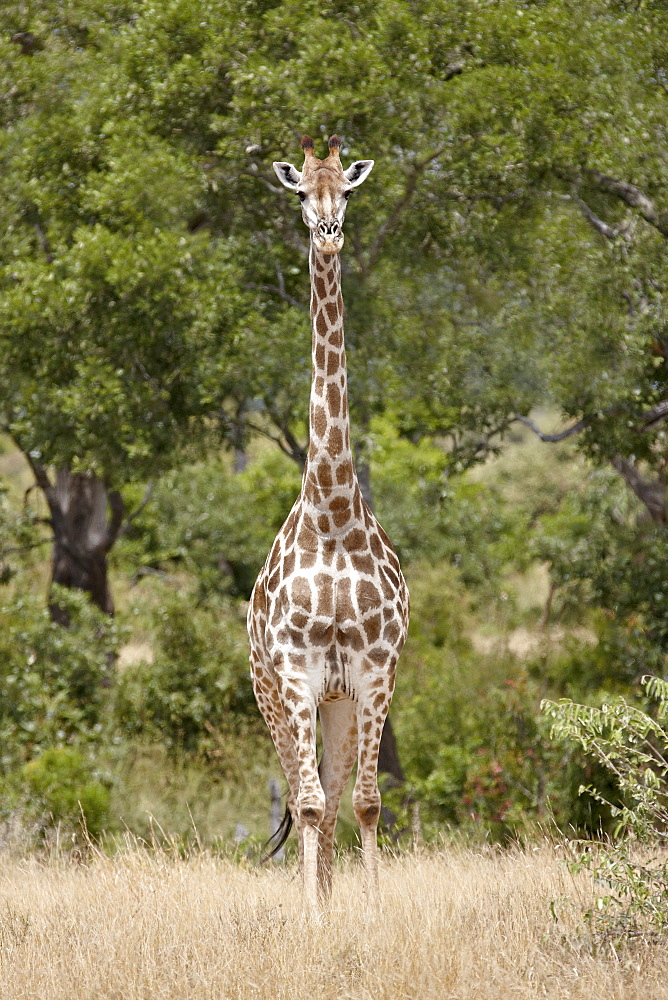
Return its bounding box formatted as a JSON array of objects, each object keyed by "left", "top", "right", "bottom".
[{"left": 302, "top": 238, "right": 357, "bottom": 510}]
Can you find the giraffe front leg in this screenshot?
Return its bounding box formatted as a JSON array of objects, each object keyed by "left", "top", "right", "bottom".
[{"left": 278, "top": 670, "right": 324, "bottom": 913}]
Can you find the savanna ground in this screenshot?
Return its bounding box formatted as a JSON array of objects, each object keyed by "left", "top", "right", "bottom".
[{"left": 0, "top": 842, "right": 665, "bottom": 1000}]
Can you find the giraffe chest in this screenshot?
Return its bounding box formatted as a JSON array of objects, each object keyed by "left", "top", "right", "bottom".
[{"left": 259, "top": 524, "right": 408, "bottom": 689}]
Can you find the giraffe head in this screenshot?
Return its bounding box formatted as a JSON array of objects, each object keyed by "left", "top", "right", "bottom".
[{"left": 273, "top": 135, "right": 374, "bottom": 254}]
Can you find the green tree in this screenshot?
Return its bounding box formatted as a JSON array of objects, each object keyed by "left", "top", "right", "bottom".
[{"left": 0, "top": 2, "right": 246, "bottom": 616}]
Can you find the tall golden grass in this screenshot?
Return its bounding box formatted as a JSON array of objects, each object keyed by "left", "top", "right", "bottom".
[{"left": 0, "top": 841, "right": 666, "bottom": 999}]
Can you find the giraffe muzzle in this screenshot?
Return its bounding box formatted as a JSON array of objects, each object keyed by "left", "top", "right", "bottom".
[{"left": 314, "top": 218, "right": 344, "bottom": 254}]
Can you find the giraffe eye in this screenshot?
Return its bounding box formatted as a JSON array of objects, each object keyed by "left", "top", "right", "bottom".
[
  {"left": 298, "top": 192, "right": 307, "bottom": 202},
  {"left": 343, "top": 190, "right": 352, "bottom": 200}
]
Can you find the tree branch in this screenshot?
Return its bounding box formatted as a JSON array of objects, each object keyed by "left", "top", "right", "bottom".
[
  {"left": 103, "top": 489, "right": 125, "bottom": 552},
  {"left": 33, "top": 221, "right": 54, "bottom": 263},
  {"left": 240, "top": 169, "right": 283, "bottom": 195},
  {"left": 575, "top": 198, "right": 618, "bottom": 240},
  {"left": 245, "top": 420, "right": 306, "bottom": 469},
  {"left": 130, "top": 566, "right": 181, "bottom": 587},
  {"left": 550, "top": 190, "right": 622, "bottom": 240},
  {"left": 268, "top": 412, "right": 307, "bottom": 469},
  {"left": 363, "top": 144, "right": 447, "bottom": 274},
  {"left": 0, "top": 538, "right": 51, "bottom": 558},
  {"left": 22, "top": 454, "right": 64, "bottom": 535},
  {"left": 516, "top": 399, "right": 668, "bottom": 444},
  {"left": 586, "top": 169, "right": 668, "bottom": 238},
  {"left": 640, "top": 399, "right": 668, "bottom": 430},
  {"left": 117, "top": 482, "right": 154, "bottom": 539},
  {"left": 572, "top": 195, "right": 619, "bottom": 240},
  {"left": 245, "top": 282, "right": 307, "bottom": 312},
  {"left": 513, "top": 413, "right": 591, "bottom": 442}
]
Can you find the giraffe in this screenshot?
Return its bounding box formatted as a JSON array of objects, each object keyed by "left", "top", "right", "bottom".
[{"left": 247, "top": 134, "right": 409, "bottom": 909}]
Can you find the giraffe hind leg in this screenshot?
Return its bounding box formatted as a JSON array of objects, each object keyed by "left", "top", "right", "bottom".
[
  {"left": 317, "top": 698, "right": 358, "bottom": 899},
  {"left": 251, "top": 658, "right": 301, "bottom": 860},
  {"left": 353, "top": 689, "right": 393, "bottom": 894}
]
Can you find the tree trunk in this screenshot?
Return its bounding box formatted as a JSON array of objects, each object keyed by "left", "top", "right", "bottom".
[
  {"left": 354, "top": 438, "right": 375, "bottom": 511},
  {"left": 232, "top": 399, "right": 249, "bottom": 473},
  {"left": 378, "top": 711, "right": 406, "bottom": 784},
  {"left": 27, "top": 461, "right": 124, "bottom": 624},
  {"left": 611, "top": 457, "right": 666, "bottom": 525}
]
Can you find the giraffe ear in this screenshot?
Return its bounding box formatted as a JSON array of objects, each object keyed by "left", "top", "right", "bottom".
[
  {"left": 273, "top": 161, "right": 302, "bottom": 191},
  {"left": 343, "top": 159, "right": 374, "bottom": 189}
]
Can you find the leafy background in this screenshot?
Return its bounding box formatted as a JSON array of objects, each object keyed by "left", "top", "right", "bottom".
[{"left": 1, "top": 0, "right": 668, "bottom": 851}]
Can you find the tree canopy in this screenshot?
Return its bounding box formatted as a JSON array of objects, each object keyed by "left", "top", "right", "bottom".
[{"left": 2, "top": 0, "right": 668, "bottom": 845}]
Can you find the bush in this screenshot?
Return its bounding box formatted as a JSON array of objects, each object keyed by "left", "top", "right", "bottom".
[
  {"left": 116, "top": 593, "right": 260, "bottom": 762},
  {"left": 0, "top": 587, "right": 121, "bottom": 772},
  {"left": 394, "top": 565, "right": 621, "bottom": 841},
  {"left": 21, "top": 747, "right": 111, "bottom": 837},
  {"left": 122, "top": 450, "right": 301, "bottom": 598},
  {"left": 544, "top": 676, "right": 668, "bottom": 943}
]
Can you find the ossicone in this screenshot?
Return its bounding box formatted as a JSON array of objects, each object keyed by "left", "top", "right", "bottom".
[{"left": 301, "top": 135, "right": 314, "bottom": 151}]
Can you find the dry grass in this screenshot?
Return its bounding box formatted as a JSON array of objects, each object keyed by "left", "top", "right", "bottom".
[{"left": 1, "top": 843, "right": 666, "bottom": 999}]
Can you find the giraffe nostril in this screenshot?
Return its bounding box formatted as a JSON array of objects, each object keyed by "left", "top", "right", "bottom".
[{"left": 317, "top": 219, "right": 342, "bottom": 239}]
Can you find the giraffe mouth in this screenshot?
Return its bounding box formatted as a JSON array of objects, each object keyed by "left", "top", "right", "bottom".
[{"left": 313, "top": 233, "right": 344, "bottom": 254}]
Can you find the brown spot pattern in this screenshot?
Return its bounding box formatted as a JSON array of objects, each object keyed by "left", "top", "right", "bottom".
[
  {"left": 356, "top": 579, "right": 382, "bottom": 611},
  {"left": 336, "top": 462, "right": 352, "bottom": 485},
  {"left": 268, "top": 542, "right": 281, "bottom": 572},
  {"left": 336, "top": 576, "right": 354, "bottom": 621},
  {"left": 327, "top": 426, "right": 343, "bottom": 459},
  {"left": 291, "top": 577, "right": 312, "bottom": 611},
  {"left": 309, "top": 622, "right": 334, "bottom": 646},
  {"left": 326, "top": 381, "right": 341, "bottom": 416},
  {"left": 351, "top": 553, "right": 374, "bottom": 575},
  {"left": 379, "top": 567, "right": 395, "bottom": 600},
  {"left": 297, "top": 521, "right": 317, "bottom": 554},
  {"left": 363, "top": 614, "right": 382, "bottom": 644},
  {"left": 370, "top": 533, "right": 384, "bottom": 558},
  {"left": 325, "top": 301, "right": 338, "bottom": 324},
  {"left": 313, "top": 405, "right": 327, "bottom": 439},
  {"left": 283, "top": 549, "right": 295, "bottom": 577},
  {"left": 315, "top": 572, "right": 334, "bottom": 617},
  {"left": 343, "top": 528, "right": 367, "bottom": 552},
  {"left": 332, "top": 507, "right": 352, "bottom": 528},
  {"left": 322, "top": 539, "right": 336, "bottom": 565},
  {"left": 317, "top": 461, "right": 332, "bottom": 488},
  {"left": 383, "top": 620, "right": 401, "bottom": 644}
]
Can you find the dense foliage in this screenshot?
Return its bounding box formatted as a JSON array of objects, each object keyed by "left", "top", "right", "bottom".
[{"left": 1, "top": 0, "right": 668, "bottom": 860}]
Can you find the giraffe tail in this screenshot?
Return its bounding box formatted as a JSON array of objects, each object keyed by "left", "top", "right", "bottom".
[
  {"left": 260, "top": 805, "right": 292, "bottom": 864},
  {"left": 260, "top": 759, "right": 325, "bottom": 863}
]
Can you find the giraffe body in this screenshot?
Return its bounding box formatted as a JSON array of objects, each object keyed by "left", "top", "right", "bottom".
[{"left": 248, "top": 136, "right": 409, "bottom": 906}]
